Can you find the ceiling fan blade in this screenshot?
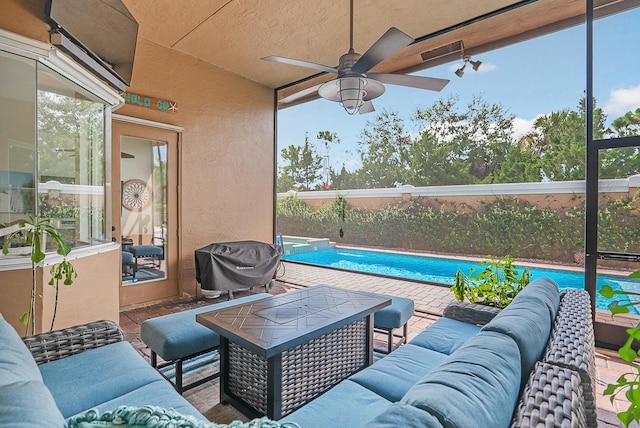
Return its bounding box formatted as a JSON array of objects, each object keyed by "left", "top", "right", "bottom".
[
  {"left": 359, "top": 100, "right": 375, "bottom": 114},
  {"left": 351, "top": 27, "right": 414, "bottom": 74},
  {"left": 279, "top": 83, "right": 323, "bottom": 104},
  {"left": 261, "top": 56, "right": 338, "bottom": 74},
  {"left": 368, "top": 73, "right": 450, "bottom": 92}
]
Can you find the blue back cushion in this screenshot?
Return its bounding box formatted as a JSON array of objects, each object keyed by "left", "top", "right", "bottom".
[
  {"left": 481, "top": 276, "right": 559, "bottom": 390},
  {"left": 0, "top": 380, "right": 66, "bottom": 427},
  {"left": 0, "top": 314, "right": 43, "bottom": 385},
  {"left": 0, "top": 313, "right": 65, "bottom": 426},
  {"left": 401, "top": 330, "right": 521, "bottom": 428}
]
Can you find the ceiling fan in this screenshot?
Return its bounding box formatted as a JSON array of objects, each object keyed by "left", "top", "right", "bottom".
[{"left": 262, "top": 0, "right": 450, "bottom": 115}]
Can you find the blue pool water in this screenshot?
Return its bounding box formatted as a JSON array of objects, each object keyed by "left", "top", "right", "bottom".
[{"left": 283, "top": 247, "right": 640, "bottom": 313}]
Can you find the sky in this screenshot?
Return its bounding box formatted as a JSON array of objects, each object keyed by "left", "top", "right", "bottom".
[{"left": 277, "top": 7, "right": 640, "bottom": 174}]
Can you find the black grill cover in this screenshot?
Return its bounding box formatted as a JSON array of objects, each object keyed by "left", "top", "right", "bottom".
[{"left": 194, "top": 240, "right": 281, "bottom": 292}]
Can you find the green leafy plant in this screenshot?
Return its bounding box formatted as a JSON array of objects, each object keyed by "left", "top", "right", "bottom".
[
  {"left": 451, "top": 255, "right": 531, "bottom": 308},
  {"left": 2, "top": 216, "right": 77, "bottom": 335},
  {"left": 600, "top": 270, "right": 640, "bottom": 426}
]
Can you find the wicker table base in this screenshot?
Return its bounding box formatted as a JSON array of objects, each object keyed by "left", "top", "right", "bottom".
[{"left": 226, "top": 318, "right": 368, "bottom": 417}]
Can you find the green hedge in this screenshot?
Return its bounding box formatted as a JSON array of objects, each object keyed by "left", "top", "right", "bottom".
[{"left": 276, "top": 194, "right": 640, "bottom": 263}]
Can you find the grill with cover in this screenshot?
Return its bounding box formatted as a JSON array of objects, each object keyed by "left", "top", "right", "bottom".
[{"left": 195, "top": 240, "right": 281, "bottom": 294}]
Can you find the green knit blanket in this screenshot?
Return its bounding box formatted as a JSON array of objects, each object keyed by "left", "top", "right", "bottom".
[{"left": 67, "top": 405, "right": 301, "bottom": 428}]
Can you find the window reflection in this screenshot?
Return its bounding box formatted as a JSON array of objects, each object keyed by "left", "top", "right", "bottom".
[{"left": 121, "top": 137, "right": 168, "bottom": 283}]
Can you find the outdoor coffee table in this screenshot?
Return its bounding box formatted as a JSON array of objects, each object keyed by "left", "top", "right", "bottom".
[{"left": 196, "top": 285, "right": 390, "bottom": 419}]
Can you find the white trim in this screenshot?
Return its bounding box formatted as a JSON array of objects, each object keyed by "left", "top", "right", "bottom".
[
  {"left": 0, "top": 28, "right": 123, "bottom": 108},
  {"left": 0, "top": 242, "right": 119, "bottom": 271},
  {"left": 279, "top": 176, "right": 640, "bottom": 200},
  {"left": 113, "top": 114, "right": 184, "bottom": 132},
  {"left": 0, "top": 29, "right": 50, "bottom": 59}
]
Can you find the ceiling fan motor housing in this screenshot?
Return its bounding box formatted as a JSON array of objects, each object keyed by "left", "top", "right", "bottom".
[{"left": 337, "top": 50, "right": 362, "bottom": 77}]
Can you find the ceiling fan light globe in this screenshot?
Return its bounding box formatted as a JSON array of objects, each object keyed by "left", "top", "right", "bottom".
[{"left": 338, "top": 77, "right": 366, "bottom": 114}]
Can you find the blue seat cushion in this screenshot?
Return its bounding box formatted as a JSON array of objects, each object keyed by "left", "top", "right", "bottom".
[
  {"left": 284, "top": 380, "right": 391, "bottom": 428},
  {"left": 67, "top": 379, "right": 205, "bottom": 422},
  {"left": 365, "top": 402, "right": 444, "bottom": 427},
  {"left": 409, "top": 317, "right": 480, "bottom": 355},
  {"left": 122, "top": 251, "right": 134, "bottom": 264},
  {"left": 141, "top": 293, "right": 269, "bottom": 361},
  {"left": 350, "top": 344, "right": 448, "bottom": 402},
  {"left": 40, "top": 341, "right": 170, "bottom": 418},
  {"left": 402, "top": 330, "right": 521, "bottom": 428},
  {"left": 368, "top": 293, "right": 414, "bottom": 329},
  {"left": 0, "top": 380, "right": 66, "bottom": 427}
]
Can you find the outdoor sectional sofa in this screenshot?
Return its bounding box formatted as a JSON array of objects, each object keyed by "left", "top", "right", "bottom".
[
  {"left": 0, "top": 311, "right": 295, "bottom": 427},
  {"left": 283, "top": 277, "right": 596, "bottom": 428}
]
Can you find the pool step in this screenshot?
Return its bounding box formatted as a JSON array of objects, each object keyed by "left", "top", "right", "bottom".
[{"left": 282, "top": 236, "right": 335, "bottom": 256}]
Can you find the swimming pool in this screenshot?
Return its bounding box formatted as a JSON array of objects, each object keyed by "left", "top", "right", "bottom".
[{"left": 282, "top": 247, "right": 640, "bottom": 313}]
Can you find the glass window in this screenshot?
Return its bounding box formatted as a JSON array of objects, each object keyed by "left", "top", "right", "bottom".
[
  {"left": 0, "top": 50, "right": 109, "bottom": 256},
  {"left": 37, "top": 63, "right": 107, "bottom": 247},
  {"left": 0, "top": 50, "right": 36, "bottom": 227}
]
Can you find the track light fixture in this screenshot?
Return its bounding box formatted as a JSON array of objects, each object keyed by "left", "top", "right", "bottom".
[
  {"left": 454, "top": 42, "right": 482, "bottom": 78},
  {"left": 470, "top": 59, "right": 482, "bottom": 71}
]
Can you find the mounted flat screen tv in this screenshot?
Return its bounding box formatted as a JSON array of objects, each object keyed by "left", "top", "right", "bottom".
[{"left": 46, "top": 0, "right": 138, "bottom": 90}]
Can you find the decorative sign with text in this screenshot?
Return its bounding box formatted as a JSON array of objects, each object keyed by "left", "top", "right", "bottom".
[{"left": 120, "top": 92, "right": 178, "bottom": 113}]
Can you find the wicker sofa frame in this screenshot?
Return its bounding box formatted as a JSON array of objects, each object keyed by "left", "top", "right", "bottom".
[{"left": 22, "top": 319, "right": 125, "bottom": 365}]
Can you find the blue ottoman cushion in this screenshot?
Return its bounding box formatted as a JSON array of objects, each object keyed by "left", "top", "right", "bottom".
[
  {"left": 141, "top": 293, "right": 269, "bottom": 361},
  {"left": 128, "top": 245, "right": 163, "bottom": 257},
  {"left": 369, "top": 293, "right": 414, "bottom": 329}
]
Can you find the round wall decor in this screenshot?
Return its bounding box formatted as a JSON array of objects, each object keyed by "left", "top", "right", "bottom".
[{"left": 122, "top": 179, "right": 151, "bottom": 211}]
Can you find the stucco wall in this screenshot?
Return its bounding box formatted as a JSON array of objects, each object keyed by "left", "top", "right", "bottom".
[
  {"left": 0, "top": 247, "right": 120, "bottom": 335},
  {"left": 118, "top": 38, "right": 275, "bottom": 298}
]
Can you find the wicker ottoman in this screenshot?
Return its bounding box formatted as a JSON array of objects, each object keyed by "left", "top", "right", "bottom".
[{"left": 371, "top": 293, "right": 415, "bottom": 354}]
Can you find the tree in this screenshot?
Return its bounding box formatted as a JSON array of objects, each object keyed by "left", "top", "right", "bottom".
[
  {"left": 491, "top": 135, "right": 544, "bottom": 183},
  {"left": 357, "top": 110, "right": 412, "bottom": 188},
  {"left": 330, "top": 164, "right": 359, "bottom": 190},
  {"left": 279, "top": 133, "right": 323, "bottom": 191},
  {"left": 410, "top": 96, "right": 516, "bottom": 185},
  {"left": 610, "top": 108, "right": 640, "bottom": 138},
  {"left": 601, "top": 108, "right": 640, "bottom": 179},
  {"left": 521, "top": 98, "right": 607, "bottom": 181}
]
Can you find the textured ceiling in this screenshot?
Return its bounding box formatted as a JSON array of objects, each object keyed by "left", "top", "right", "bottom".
[{"left": 122, "top": 0, "right": 595, "bottom": 103}]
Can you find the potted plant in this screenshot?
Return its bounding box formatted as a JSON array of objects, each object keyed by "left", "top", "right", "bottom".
[
  {"left": 1, "top": 215, "right": 77, "bottom": 335},
  {"left": 451, "top": 255, "right": 531, "bottom": 309}
]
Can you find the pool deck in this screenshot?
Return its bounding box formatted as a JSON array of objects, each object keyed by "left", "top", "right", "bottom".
[{"left": 120, "top": 261, "right": 637, "bottom": 427}]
